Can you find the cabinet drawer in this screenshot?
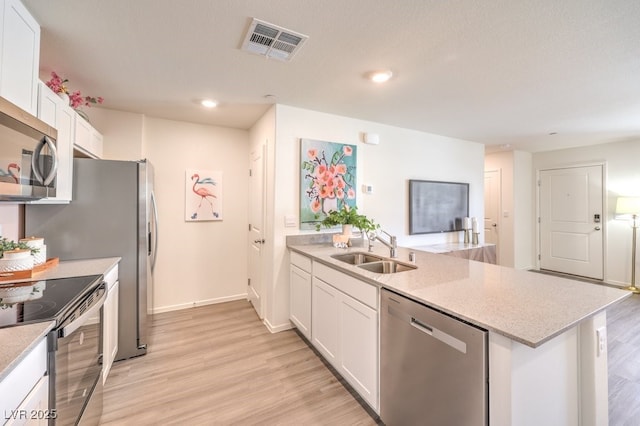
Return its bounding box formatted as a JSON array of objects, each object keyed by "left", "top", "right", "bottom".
[
  {"left": 290, "top": 251, "right": 311, "bottom": 272},
  {"left": 313, "top": 262, "right": 378, "bottom": 310},
  {"left": 0, "top": 338, "right": 47, "bottom": 417}
]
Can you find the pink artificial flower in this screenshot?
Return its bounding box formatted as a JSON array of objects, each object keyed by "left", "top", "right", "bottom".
[
  {"left": 343, "top": 146, "right": 353, "bottom": 156},
  {"left": 44, "top": 71, "right": 104, "bottom": 108},
  {"left": 316, "top": 164, "right": 327, "bottom": 176},
  {"left": 335, "top": 164, "right": 347, "bottom": 175},
  {"left": 335, "top": 188, "right": 345, "bottom": 199},
  {"left": 45, "top": 71, "right": 68, "bottom": 94},
  {"left": 347, "top": 188, "right": 356, "bottom": 199},
  {"left": 310, "top": 200, "right": 321, "bottom": 213},
  {"left": 69, "top": 91, "right": 84, "bottom": 109}
]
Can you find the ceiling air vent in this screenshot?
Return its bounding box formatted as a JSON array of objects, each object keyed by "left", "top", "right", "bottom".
[{"left": 241, "top": 18, "right": 308, "bottom": 61}]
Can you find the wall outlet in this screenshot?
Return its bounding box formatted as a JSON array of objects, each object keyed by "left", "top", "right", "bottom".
[{"left": 596, "top": 326, "right": 607, "bottom": 357}]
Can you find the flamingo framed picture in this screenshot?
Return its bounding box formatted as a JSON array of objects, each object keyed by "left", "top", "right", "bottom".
[
  {"left": 300, "top": 138, "right": 357, "bottom": 230},
  {"left": 186, "top": 169, "right": 223, "bottom": 221}
]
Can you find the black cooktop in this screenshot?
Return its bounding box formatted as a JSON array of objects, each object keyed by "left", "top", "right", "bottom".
[{"left": 0, "top": 275, "right": 103, "bottom": 328}]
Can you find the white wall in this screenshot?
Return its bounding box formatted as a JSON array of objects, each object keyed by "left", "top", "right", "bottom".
[
  {"left": 485, "top": 150, "right": 534, "bottom": 269},
  {"left": 81, "top": 109, "right": 251, "bottom": 312},
  {"left": 142, "top": 117, "right": 250, "bottom": 312},
  {"left": 267, "top": 104, "right": 485, "bottom": 329},
  {"left": 88, "top": 107, "right": 144, "bottom": 160},
  {"left": 533, "top": 139, "right": 640, "bottom": 287},
  {"left": 0, "top": 204, "right": 21, "bottom": 240}
]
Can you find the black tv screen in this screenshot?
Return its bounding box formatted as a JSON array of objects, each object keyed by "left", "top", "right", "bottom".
[{"left": 409, "top": 180, "right": 469, "bottom": 234}]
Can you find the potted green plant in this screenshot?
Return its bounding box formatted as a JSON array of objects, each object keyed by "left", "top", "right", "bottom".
[
  {"left": 315, "top": 205, "right": 379, "bottom": 235},
  {"left": 0, "top": 237, "right": 36, "bottom": 258}
]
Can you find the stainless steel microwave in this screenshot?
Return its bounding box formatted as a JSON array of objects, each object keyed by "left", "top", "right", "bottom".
[{"left": 0, "top": 96, "right": 58, "bottom": 200}]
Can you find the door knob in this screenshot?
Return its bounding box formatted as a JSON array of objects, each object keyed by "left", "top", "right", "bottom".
[
  {"left": 492, "top": 223, "right": 497, "bottom": 227},
  {"left": 254, "top": 239, "right": 265, "bottom": 244},
  {"left": 595, "top": 226, "right": 601, "bottom": 231}
]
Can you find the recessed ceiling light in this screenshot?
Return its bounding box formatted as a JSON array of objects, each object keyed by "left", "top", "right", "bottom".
[
  {"left": 366, "top": 70, "right": 393, "bottom": 83},
  {"left": 201, "top": 99, "right": 218, "bottom": 108}
]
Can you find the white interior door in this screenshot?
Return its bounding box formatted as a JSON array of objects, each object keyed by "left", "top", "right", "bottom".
[
  {"left": 484, "top": 170, "right": 500, "bottom": 264},
  {"left": 539, "top": 165, "right": 604, "bottom": 279},
  {"left": 248, "top": 143, "right": 265, "bottom": 318}
]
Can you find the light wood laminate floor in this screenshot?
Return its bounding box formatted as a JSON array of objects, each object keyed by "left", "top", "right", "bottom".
[
  {"left": 100, "top": 300, "right": 378, "bottom": 425},
  {"left": 101, "top": 294, "right": 638, "bottom": 425},
  {"left": 607, "top": 293, "right": 640, "bottom": 426}
]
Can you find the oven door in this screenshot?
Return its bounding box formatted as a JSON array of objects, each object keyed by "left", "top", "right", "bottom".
[{"left": 50, "top": 283, "right": 106, "bottom": 426}]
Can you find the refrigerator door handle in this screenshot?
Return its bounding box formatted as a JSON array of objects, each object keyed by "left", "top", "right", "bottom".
[{"left": 150, "top": 189, "right": 159, "bottom": 272}]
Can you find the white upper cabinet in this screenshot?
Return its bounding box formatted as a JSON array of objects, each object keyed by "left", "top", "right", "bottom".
[
  {"left": 73, "top": 114, "right": 103, "bottom": 159},
  {"left": 35, "top": 80, "right": 75, "bottom": 203},
  {"left": 0, "top": 0, "right": 40, "bottom": 115}
]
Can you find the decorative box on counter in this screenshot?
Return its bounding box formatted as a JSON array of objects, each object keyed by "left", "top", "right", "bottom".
[{"left": 0, "top": 236, "right": 58, "bottom": 281}]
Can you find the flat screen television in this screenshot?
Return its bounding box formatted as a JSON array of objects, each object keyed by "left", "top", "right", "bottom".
[{"left": 409, "top": 180, "right": 469, "bottom": 234}]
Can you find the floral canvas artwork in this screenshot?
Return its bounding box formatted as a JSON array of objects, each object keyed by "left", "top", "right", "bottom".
[
  {"left": 186, "top": 169, "right": 223, "bottom": 221},
  {"left": 300, "top": 139, "right": 357, "bottom": 230}
]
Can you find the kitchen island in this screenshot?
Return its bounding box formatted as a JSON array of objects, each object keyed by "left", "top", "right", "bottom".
[{"left": 288, "top": 242, "right": 630, "bottom": 426}]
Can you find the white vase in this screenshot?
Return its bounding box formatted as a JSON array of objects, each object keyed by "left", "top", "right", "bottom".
[
  {"left": 342, "top": 224, "right": 353, "bottom": 236},
  {"left": 58, "top": 92, "right": 70, "bottom": 105}
]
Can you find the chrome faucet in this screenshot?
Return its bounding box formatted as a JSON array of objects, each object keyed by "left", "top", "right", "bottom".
[{"left": 375, "top": 229, "right": 397, "bottom": 258}]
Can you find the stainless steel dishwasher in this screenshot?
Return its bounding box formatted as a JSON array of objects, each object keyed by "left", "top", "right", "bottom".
[{"left": 380, "top": 288, "right": 488, "bottom": 426}]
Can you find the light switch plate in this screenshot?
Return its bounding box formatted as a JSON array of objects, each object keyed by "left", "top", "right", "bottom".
[{"left": 284, "top": 215, "right": 297, "bottom": 227}]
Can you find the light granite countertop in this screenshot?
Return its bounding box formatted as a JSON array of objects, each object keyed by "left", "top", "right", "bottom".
[
  {"left": 288, "top": 243, "right": 631, "bottom": 348},
  {"left": 0, "top": 257, "right": 120, "bottom": 382}
]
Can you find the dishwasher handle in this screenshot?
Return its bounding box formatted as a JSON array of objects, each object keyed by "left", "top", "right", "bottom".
[{"left": 388, "top": 304, "right": 467, "bottom": 354}]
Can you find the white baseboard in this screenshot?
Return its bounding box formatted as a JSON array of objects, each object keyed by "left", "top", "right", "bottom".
[
  {"left": 263, "top": 318, "right": 294, "bottom": 333},
  {"left": 152, "top": 293, "right": 248, "bottom": 314}
]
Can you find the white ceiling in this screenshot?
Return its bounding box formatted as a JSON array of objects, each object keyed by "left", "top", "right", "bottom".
[{"left": 22, "top": 0, "right": 640, "bottom": 153}]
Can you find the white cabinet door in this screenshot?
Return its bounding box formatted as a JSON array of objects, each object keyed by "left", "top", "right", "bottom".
[
  {"left": 102, "top": 280, "right": 119, "bottom": 384},
  {"left": 0, "top": 338, "right": 47, "bottom": 420},
  {"left": 6, "top": 375, "right": 49, "bottom": 426},
  {"left": 0, "top": 0, "right": 40, "bottom": 115},
  {"left": 89, "top": 127, "right": 103, "bottom": 158},
  {"left": 290, "top": 264, "right": 311, "bottom": 340},
  {"left": 73, "top": 115, "right": 103, "bottom": 159},
  {"left": 339, "top": 294, "right": 378, "bottom": 411},
  {"left": 34, "top": 81, "right": 74, "bottom": 203},
  {"left": 310, "top": 265, "right": 380, "bottom": 413},
  {"left": 311, "top": 277, "right": 340, "bottom": 368}
]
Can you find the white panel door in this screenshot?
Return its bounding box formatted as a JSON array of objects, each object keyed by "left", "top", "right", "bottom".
[
  {"left": 248, "top": 143, "right": 265, "bottom": 318},
  {"left": 484, "top": 170, "right": 501, "bottom": 263},
  {"left": 539, "top": 165, "right": 603, "bottom": 279}
]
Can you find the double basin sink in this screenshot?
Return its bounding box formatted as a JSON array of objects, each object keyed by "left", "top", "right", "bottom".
[{"left": 331, "top": 252, "right": 417, "bottom": 274}]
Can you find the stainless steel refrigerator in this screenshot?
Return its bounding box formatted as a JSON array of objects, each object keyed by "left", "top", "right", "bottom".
[{"left": 25, "top": 158, "right": 158, "bottom": 361}]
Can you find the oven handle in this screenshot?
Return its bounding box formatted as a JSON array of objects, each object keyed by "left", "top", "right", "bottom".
[{"left": 59, "top": 283, "right": 107, "bottom": 338}]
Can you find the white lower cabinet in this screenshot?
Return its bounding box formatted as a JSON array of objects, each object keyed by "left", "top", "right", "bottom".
[
  {"left": 311, "top": 277, "right": 340, "bottom": 366},
  {"left": 0, "top": 338, "right": 48, "bottom": 425},
  {"left": 338, "top": 293, "right": 378, "bottom": 409},
  {"left": 310, "top": 262, "right": 379, "bottom": 412},
  {"left": 6, "top": 375, "right": 49, "bottom": 426},
  {"left": 290, "top": 263, "right": 312, "bottom": 340},
  {"left": 102, "top": 264, "right": 119, "bottom": 384}
]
